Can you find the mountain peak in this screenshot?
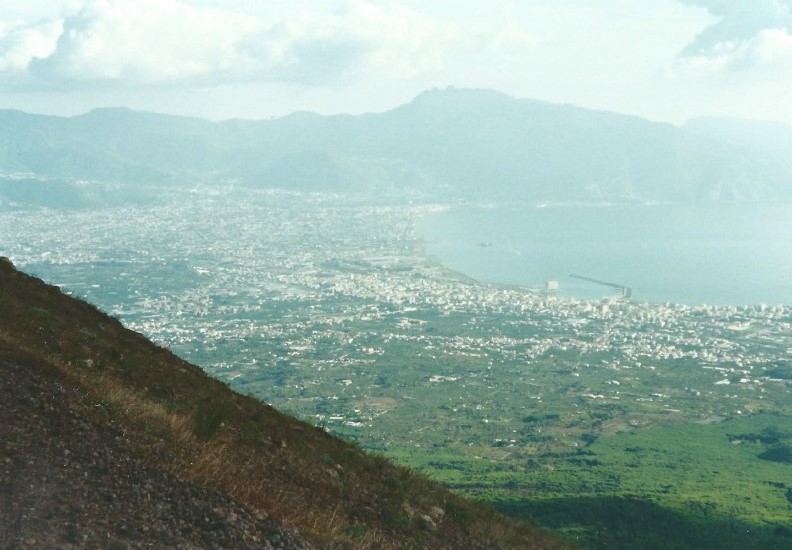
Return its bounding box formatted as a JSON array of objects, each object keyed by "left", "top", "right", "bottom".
[{"left": 408, "top": 86, "right": 515, "bottom": 108}]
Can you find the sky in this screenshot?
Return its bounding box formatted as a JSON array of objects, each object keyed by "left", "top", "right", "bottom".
[{"left": 1, "top": 0, "right": 791, "bottom": 124}]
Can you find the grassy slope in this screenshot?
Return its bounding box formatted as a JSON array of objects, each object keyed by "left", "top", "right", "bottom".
[{"left": 0, "top": 258, "right": 572, "bottom": 549}]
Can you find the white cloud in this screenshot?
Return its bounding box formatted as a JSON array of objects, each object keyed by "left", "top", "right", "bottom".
[
  {"left": 676, "top": 28, "right": 792, "bottom": 73},
  {"left": 752, "top": 27, "right": 792, "bottom": 64},
  {"left": 1, "top": 0, "right": 535, "bottom": 89},
  {"left": 27, "top": 0, "right": 260, "bottom": 84},
  {"left": 0, "top": 18, "right": 61, "bottom": 75},
  {"left": 677, "top": 0, "right": 792, "bottom": 71}
]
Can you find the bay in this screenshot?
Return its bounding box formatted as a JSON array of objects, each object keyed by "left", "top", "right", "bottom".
[{"left": 420, "top": 203, "right": 792, "bottom": 306}]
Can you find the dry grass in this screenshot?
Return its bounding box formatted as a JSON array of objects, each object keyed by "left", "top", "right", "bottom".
[{"left": 0, "top": 259, "right": 574, "bottom": 549}]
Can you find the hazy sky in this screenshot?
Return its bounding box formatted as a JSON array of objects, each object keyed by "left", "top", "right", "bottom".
[{"left": 1, "top": 0, "right": 791, "bottom": 124}]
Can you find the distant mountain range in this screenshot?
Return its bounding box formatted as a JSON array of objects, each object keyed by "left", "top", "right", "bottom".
[
  {"left": 683, "top": 117, "right": 792, "bottom": 172},
  {"left": 2, "top": 87, "right": 792, "bottom": 207}
]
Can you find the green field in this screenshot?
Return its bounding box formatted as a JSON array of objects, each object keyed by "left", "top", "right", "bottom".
[{"left": 209, "top": 304, "right": 792, "bottom": 549}]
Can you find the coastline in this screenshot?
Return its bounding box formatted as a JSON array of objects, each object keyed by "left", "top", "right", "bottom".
[{"left": 417, "top": 202, "right": 792, "bottom": 308}]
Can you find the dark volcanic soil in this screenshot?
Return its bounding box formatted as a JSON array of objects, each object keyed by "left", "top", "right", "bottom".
[{"left": 0, "top": 352, "right": 315, "bottom": 549}]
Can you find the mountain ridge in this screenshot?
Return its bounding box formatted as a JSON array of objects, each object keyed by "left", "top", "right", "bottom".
[
  {"left": 684, "top": 116, "right": 792, "bottom": 169},
  {"left": 2, "top": 88, "right": 791, "bottom": 207}
]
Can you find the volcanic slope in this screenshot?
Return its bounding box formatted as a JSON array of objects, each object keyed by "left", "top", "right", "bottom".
[{"left": 0, "top": 257, "right": 572, "bottom": 549}]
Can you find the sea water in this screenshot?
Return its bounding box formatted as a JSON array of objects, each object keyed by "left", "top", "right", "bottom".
[{"left": 420, "top": 203, "right": 792, "bottom": 306}]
